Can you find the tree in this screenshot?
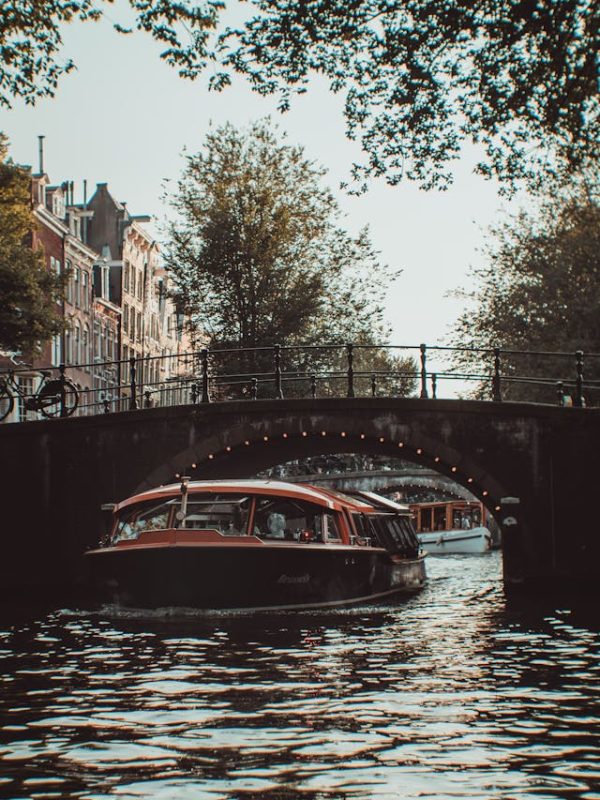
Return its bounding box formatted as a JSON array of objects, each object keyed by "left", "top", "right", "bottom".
[
  {"left": 0, "top": 133, "right": 64, "bottom": 354},
  {"left": 449, "top": 169, "right": 600, "bottom": 402},
  {"left": 2, "top": 2, "right": 598, "bottom": 194},
  {"left": 0, "top": 1, "right": 222, "bottom": 108},
  {"left": 164, "top": 119, "right": 415, "bottom": 397}
]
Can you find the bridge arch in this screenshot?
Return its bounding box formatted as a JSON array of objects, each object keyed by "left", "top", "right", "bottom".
[{"left": 137, "top": 411, "right": 509, "bottom": 523}]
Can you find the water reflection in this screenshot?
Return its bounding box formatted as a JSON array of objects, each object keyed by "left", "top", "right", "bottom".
[{"left": 1, "top": 553, "right": 599, "bottom": 799}]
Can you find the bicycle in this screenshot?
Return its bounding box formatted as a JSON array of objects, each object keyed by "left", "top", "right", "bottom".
[{"left": 0, "top": 369, "right": 79, "bottom": 421}]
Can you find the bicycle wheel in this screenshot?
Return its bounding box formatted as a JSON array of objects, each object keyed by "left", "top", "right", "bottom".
[
  {"left": 38, "top": 379, "right": 79, "bottom": 418},
  {"left": 0, "top": 383, "right": 15, "bottom": 422}
]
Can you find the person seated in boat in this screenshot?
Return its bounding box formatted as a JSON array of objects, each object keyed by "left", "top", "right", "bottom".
[
  {"left": 265, "top": 512, "right": 286, "bottom": 539},
  {"left": 461, "top": 515, "right": 471, "bottom": 529}
]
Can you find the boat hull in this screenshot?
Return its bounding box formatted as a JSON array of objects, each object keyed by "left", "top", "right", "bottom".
[
  {"left": 418, "top": 526, "right": 492, "bottom": 555},
  {"left": 87, "top": 544, "right": 426, "bottom": 610}
]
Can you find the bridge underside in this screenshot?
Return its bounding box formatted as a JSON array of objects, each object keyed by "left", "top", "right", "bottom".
[{"left": 2, "top": 397, "right": 599, "bottom": 598}]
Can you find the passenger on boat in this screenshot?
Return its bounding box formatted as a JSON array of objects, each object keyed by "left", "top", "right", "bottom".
[{"left": 266, "top": 512, "right": 286, "bottom": 539}]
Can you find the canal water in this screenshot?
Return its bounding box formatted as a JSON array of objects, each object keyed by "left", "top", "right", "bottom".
[{"left": 1, "top": 551, "right": 599, "bottom": 800}]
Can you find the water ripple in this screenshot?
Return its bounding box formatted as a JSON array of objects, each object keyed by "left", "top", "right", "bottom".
[{"left": 1, "top": 553, "right": 599, "bottom": 799}]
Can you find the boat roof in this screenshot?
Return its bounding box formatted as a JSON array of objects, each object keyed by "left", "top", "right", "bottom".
[{"left": 116, "top": 479, "right": 379, "bottom": 513}]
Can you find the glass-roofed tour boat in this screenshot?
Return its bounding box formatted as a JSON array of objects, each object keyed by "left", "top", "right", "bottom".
[{"left": 86, "top": 479, "right": 426, "bottom": 611}]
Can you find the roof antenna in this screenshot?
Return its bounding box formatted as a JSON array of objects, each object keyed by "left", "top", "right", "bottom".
[{"left": 38, "top": 135, "right": 45, "bottom": 175}]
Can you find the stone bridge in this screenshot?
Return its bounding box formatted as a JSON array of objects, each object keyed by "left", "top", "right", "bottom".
[{"left": 2, "top": 396, "right": 599, "bottom": 597}]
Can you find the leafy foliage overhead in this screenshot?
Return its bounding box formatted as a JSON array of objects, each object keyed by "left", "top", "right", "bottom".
[
  {"left": 0, "top": 0, "right": 223, "bottom": 108},
  {"left": 0, "top": 133, "right": 64, "bottom": 354},
  {"left": 1, "top": 1, "right": 597, "bottom": 193}
]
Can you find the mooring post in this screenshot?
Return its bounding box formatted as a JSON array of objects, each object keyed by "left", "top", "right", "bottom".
[
  {"left": 201, "top": 348, "right": 210, "bottom": 403},
  {"left": 431, "top": 372, "right": 437, "bottom": 399},
  {"left": 419, "top": 343, "right": 428, "bottom": 399},
  {"left": 371, "top": 374, "right": 377, "bottom": 397},
  {"left": 492, "top": 347, "right": 502, "bottom": 402},
  {"left": 274, "top": 344, "right": 283, "bottom": 399},
  {"left": 556, "top": 381, "right": 564, "bottom": 406},
  {"left": 500, "top": 496, "right": 525, "bottom": 589},
  {"left": 310, "top": 374, "right": 317, "bottom": 399},
  {"left": 346, "top": 344, "right": 355, "bottom": 398},
  {"left": 129, "top": 357, "right": 137, "bottom": 410},
  {"left": 575, "top": 350, "right": 584, "bottom": 407}
]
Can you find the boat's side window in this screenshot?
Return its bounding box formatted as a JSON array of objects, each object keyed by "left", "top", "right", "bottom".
[
  {"left": 181, "top": 496, "right": 251, "bottom": 534},
  {"left": 113, "top": 500, "right": 173, "bottom": 542},
  {"left": 322, "top": 512, "right": 341, "bottom": 542},
  {"left": 253, "top": 497, "right": 325, "bottom": 542}
]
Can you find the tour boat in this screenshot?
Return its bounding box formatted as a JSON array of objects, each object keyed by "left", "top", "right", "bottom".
[
  {"left": 86, "top": 479, "right": 426, "bottom": 611},
  {"left": 409, "top": 500, "right": 492, "bottom": 555}
]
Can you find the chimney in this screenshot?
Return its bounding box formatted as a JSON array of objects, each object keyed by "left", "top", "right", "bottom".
[
  {"left": 83, "top": 179, "right": 88, "bottom": 244},
  {"left": 38, "top": 135, "right": 45, "bottom": 175}
]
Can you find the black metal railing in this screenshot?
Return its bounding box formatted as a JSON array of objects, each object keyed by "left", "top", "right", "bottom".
[{"left": 1, "top": 343, "right": 599, "bottom": 422}]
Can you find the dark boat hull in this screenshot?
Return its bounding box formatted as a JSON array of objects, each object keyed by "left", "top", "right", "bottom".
[{"left": 87, "top": 544, "right": 426, "bottom": 610}]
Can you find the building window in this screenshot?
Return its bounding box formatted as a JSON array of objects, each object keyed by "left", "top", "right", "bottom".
[
  {"left": 129, "top": 308, "right": 135, "bottom": 339},
  {"left": 74, "top": 268, "right": 80, "bottom": 308},
  {"left": 102, "top": 264, "right": 110, "bottom": 301},
  {"left": 66, "top": 259, "right": 73, "bottom": 304},
  {"left": 123, "top": 261, "right": 130, "bottom": 293},
  {"left": 94, "top": 321, "right": 101, "bottom": 361},
  {"left": 137, "top": 270, "right": 143, "bottom": 301},
  {"left": 65, "top": 329, "right": 72, "bottom": 364},
  {"left": 123, "top": 304, "right": 129, "bottom": 333},
  {"left": 131, "top": 268, "right": 136, "bottom": 298},
  {"left": 82, "top": 324, "right": 90, "bottom": 369},
  {"left": 74, "top": 322, "right": 81, "bottom": 364},
  {"left": 17, "top": 377, "right": 35, "bottom": 422},
  {"left": 51, "top": 334, "right": 62, "bottom": 367},
  {"left": 136, "top": 311, "right": 142, "bottom": 342},
  {"left": 82, "top": 270, "right": 89, "bottom": 311}
]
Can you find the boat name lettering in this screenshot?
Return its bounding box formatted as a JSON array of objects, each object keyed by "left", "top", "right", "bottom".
[{"left": 277, "top": 574, "right": 311, "bottom": 585}]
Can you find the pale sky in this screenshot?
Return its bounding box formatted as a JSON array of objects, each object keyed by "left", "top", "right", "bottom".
[{"left": 2, "top": 3, "right": 521, "bottom": 385}]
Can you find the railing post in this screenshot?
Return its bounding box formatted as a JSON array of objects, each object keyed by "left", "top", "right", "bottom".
[
  {"left": 191, "top": 382, "right": 198, "bottom": 405},
  {"left": 102, "top": 393, "right": 110, "bottom": 414},
  {"left": 251, "top": 377, "right": 258, "bottom": 400},
  {"left": 556, "top": 381, "right": 564, "bottom": 406},
  {"left": 144, "top": 390, "right": 152, "bottom": 409},
  {"left": 201, "top": 348, "right": 210, "bottom": 403},
  {"left": 575, "top": 350, "right": 584, "bottom": 407},
  {"left": 431, "top": 372, "right": 437, "bottom": 399},
  {"left": 274, "top": 344, "right": 283, "bottom": 399},
  {"left": 310, "top": 374, "right": 317, "bottom": 399},
  {"left": 346, "top": 343, "right": 355, "bottom": 398},
  {"left": 492, "top": 347, "right": 502, "bottom": 402},
  {"left": 371, "top": 374, "right": 377, "bottom": 397},
  {"left": 419, "top": 343, "right": 428, "bottom": 399},
  {"left": 59, "top": 363, "right": 67, "bottom": 417},
  {"left": 129, "top": 356, "right": 138, "bottom": 409}
]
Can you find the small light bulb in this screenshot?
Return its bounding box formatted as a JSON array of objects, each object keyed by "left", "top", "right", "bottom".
[
  {"left": 341, "top": 431, "right": 346, "bottom": 437},
  {"left": 263, "top": 435, "right": 269, "bottom": 442},
  {"left": 208, "top": 454, "right": 214, "bottom": 460},
  {"left": 416, "top": 448, "right": 422, "bottom": 455},
  {"left": 451, "top": 466, "right": 457, "bottom": 472}
]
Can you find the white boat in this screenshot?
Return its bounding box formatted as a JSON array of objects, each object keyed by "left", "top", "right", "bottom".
[{"left": 410, "top": 500, "right": 492, "bottom": 555}]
